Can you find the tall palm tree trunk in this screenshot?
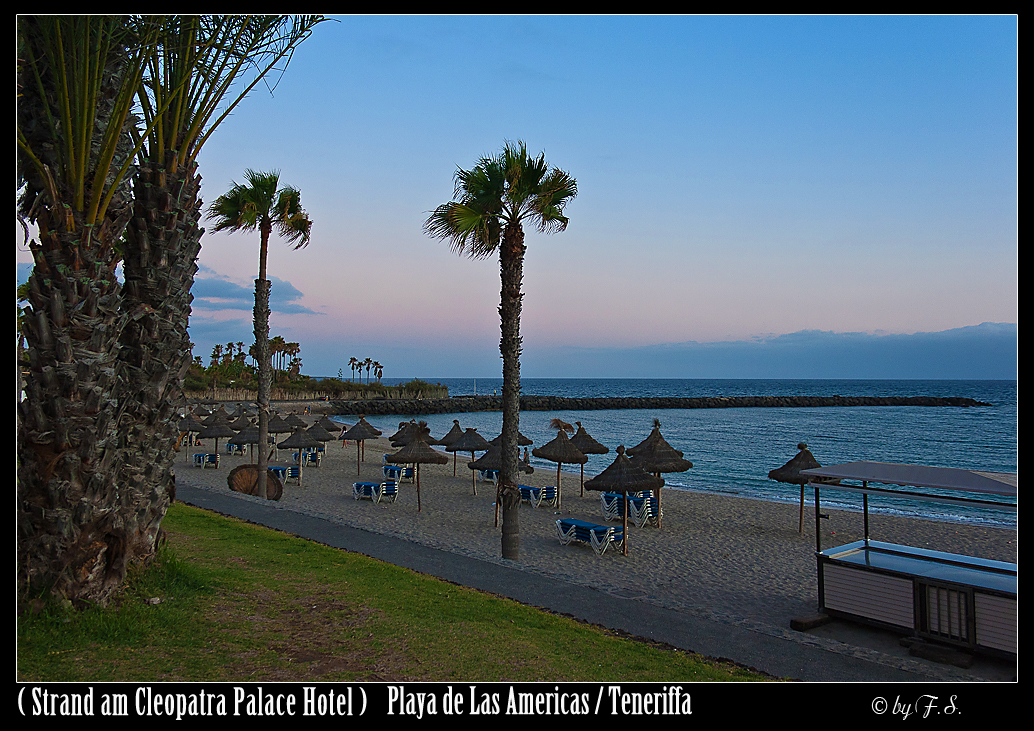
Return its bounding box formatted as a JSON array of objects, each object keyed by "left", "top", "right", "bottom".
[
  {"left": 117, "top": 150, "right": 204, "bottom": 560},
  {"left": 499, "top": 221, "right": 526, "bottom": 561},
  {"left": 18, "top": 207, "right": 129, "bottom": 604},
  {"left": 255, "top": 226, "right": 273, "bottom": 498}
]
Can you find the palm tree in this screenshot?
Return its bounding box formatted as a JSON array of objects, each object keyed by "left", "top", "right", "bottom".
[
  {"left": 363, "top": 357, "right": 373, "bottom": 385},
  {"left": 373, "top": 361, "right": 383, "bottom": 382},
  {"left": 17, "top": 16, "right": 163, "bottom": 605},
  {"left": 349, "top": 356, "right": 360, "bottom": 383},
  {"left": 270, "top": 335, "right": 287, "bottom": 375},
  {"left": 425, "top": 140, "right": 576, "bottom": 560},
  {"left": 17, "top": 15, "right": 323, "bottom": 606},
  {"left": 207, "top": 169, "right": 312, "bottom": 500},
  {"left": 115, "top": 16, "right": 324, "bottom": 600}
]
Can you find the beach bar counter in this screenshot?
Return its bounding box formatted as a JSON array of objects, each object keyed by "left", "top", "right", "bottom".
[{"left": 801, "top": 462, "right": 1017, "bottom": 658}]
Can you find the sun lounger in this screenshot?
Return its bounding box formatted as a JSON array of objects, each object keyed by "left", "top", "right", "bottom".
[
  {"left": 600, "top": 491, "right": 661, "bottom": 527},
  {"left": 352, "top": 480, "right": 399, "bottom": 503},
  {"left": 202, "top": 453, "right": 219, "bottom": 469},
  {"left": 556, "top": 518, "right": 624, "bottom": 557},
  {"left": 479, "top": 469, "right": 499, "bottom": 484},
  {"left": 519, "top": 484, "right": 558, "bottom": 508},
  {"left": 283, "top": 465, "right": 301, "bottom": 485}
]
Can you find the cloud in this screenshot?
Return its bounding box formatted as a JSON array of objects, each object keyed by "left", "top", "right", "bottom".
[
  {"left": 191, "top": 275, "right": 320, "bottom": 315},
  {"left": 522, "top": 323, "right": 1018, "bottom": 380}
]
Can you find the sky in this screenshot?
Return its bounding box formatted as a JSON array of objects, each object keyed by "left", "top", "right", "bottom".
[{"left": 16, "top": 15, "right": 1018, "bottom": 379}]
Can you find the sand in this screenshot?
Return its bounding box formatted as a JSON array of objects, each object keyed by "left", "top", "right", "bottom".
[{"left": 173, "top": 417, "right": 1018, "bottom": 640}]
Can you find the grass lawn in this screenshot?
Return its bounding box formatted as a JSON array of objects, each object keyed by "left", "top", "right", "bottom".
[{"left": 18, "top": 502, "right": 775, "bottom": 683}]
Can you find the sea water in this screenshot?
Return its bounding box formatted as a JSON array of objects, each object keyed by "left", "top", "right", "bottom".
[{"left": 335, "top": 379, "right": 1017, "bottom": 528}]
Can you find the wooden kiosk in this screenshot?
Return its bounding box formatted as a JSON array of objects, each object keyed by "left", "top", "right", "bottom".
[{"left": 800, "top": 462, "right": 1017, "bottom": 658}]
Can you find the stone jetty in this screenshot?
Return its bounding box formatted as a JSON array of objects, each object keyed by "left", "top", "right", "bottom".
[{"left": 328, "top": 394, "right": 991, "bottom": 416}]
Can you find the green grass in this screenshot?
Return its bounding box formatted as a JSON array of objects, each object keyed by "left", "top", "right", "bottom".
[{"left": 17, "top": 503, "right": 775, "bottom": 682}]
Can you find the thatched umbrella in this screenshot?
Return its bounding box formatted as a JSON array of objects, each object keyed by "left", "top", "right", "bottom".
[
  {"left": 385, "top": 425, "right": 448, "bottom": 512},
  {"left": 469, "top": 445, "right": 534, "bottom": 526},
  {"left": 285, "top": 413, "right": 308, "bottom": 429},
  {"left": 446, "top": 427, "right": 493, "bottom": 494},
  {"left": 199, "top": 408, "right": 230, "bottom": 428},
  {"left": 626, "top": 420, "right": 692, "bottom": 529},
  {"left": 304, "top": 422, "right": 337, "bottom": 465},
  {"left": 178, "top": 415, "right": 206, "bottom": 461},
  {"left": 391, "top": 420, "right": 444, "bottom": 448},
  {"left": 584, "top": 446, "right": 665, "bottom": 556},
  {"left": 197, "top": 421, "right": 236, "bottom": 461},
  {"left": 277, "top": 427, "right": 322, "bottom": 487},
  {"left": 438, "top": 420, "right": 466, "bottom": 475},
  {"left": 227, "top": 414, "right": 253, "bottom": 431},
  {"left": 389, "top": 420, "right": 418, "bottom": 446},
  {"left": 266, "top": 413, "right": 295, "bottom": 461},
  {"left": 228, "top": 425, "right": 263, "bottom": 461},
  {"left": 490, "top": 431, "right": 533, "bottom": 448},
  {"left": 317, "top": 416, "right": 343, "bottom": 434},
  {"left": 306, "top": 421, "right": 337, "bottom": 441},
  {"left": 342, "top": 417, "right": 382, "bottom": 475},
  {"left": 532, "top": 429, "right": 587, "bottom": 510},
  {"left": 568, "top": 421, "right": 610, "bottom": 496},
  {"left": 769, "top": 442, "right": 839, "bottom": 533}
]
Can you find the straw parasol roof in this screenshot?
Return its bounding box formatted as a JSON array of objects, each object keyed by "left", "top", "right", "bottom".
[
  {"left": 391, "top": 420, "right": 444, "bottom": 447},
  {"left": 197, "top": 421, "right": 236, "bottom": 458},
  {"left": 277, "top": 427, "right": 323, "bottom": 487},
  {"left": 446, "top": 427, "right": 493, "bottom": 494},
  {"left": 385, "top": 425, "right": 449, "bottom": 512},
  {"left": 317, "top": 416, "right": 343, "bottom": 433},
  {"left": 568, "top": 421, "right": 610, "bottom": 495},
  {"left": 305, "top": 422, "right": 337, "bottom": 443},
  {"left": 584, "top": 446, "right": 665, "bottom": 556},
  {"left": 342, "top": 417, "right": 382, "bottom": 475},
  {"left": 769, "top": 442, "right": 839, "bottom": 533},
  {"left": 227, "top": 414, "right": 253, "bottom": 431},
  {"left": 285, "top": 413, "right": 308, "bottom": 428},
  {"left": 265, "top": 413, "right": 296, "bottom": 461},
  {"left": 626, "top": 420, "right": 692, "bottom": 529},
  {"left": 438, "top": 420, "right": 466, "bottom": 475},
  {"left": 469, "top": 445, "right": 534, "bottom": 526},
  {"left": 228, "top": 425, "right": 266, "bottom": 461},
  {"left": 178, "top": 415, "right": 206, "bottom": 461},
  {"left": 490, "top": 431, "right": 533, "bottom": 447},
  {"left": 267, "top": 413, "right": 295, "bottom": 433},
  {"left": 532, "top": 429, "right": 587, "bottom": 510},
  {"left": 200, "top": 409, "right": 230, "bottom": 427},
  {"left": 439, "top": 419, "right": 465, "bottom": 446}
]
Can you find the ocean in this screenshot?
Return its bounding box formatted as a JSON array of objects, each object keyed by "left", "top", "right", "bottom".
[{"left": 334, "top": 379, "right": 1017, "bottom": 529}]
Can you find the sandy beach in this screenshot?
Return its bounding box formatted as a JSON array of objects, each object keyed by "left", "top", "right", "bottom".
[{"left": 174, "top": 413, "right": 1017, "bottom": 670}]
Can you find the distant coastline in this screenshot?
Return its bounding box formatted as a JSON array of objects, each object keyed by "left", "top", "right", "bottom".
[{"left": 324, "top": 394, "right": 991, "bottom": 416}]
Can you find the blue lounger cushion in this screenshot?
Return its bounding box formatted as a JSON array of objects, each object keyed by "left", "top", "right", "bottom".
[
  {"left": 519, "top": 484, "right": 558, "bottom": 508},
  {"left": 556, "top": 518, "right": 624, "bottom": 556},
  {"left": 353, "top": 480, "right": 399, "bottom": 503},
  {"left": 600, "top": 491, "right": 661, "bottom": 527}
]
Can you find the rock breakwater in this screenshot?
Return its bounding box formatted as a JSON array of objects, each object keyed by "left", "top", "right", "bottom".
[{"left": 330, "top": 394, "right": 991, "bottom": 416}]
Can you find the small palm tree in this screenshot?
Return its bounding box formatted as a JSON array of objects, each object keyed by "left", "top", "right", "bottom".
[
  {"left": 425, "top": 140, "right": 576, "bottom": 560},
  {"left": 208, "top": 169, "right": 311, "bottom": 497}
]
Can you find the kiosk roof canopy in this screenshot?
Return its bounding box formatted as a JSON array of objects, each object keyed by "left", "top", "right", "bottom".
[{"left": 801, "top": 461, "right": 1016, "bottom": 497}]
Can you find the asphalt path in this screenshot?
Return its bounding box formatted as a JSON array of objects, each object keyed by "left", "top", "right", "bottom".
[{"left": 174, "top": 484, "right": 1018, "bottom": 686}]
